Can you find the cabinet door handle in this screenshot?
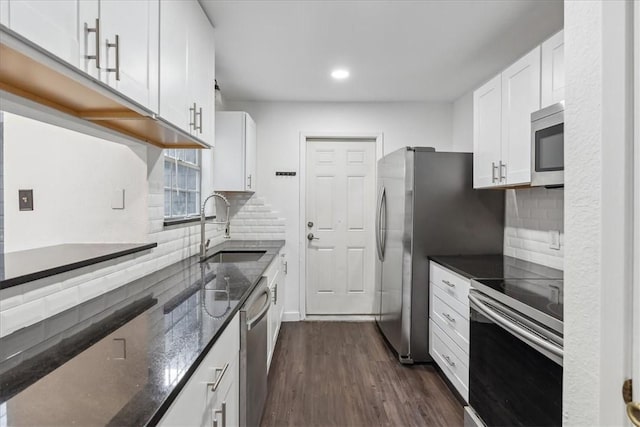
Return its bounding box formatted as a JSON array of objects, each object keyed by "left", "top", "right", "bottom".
[
  {"left": 207, "top": 363, "right": 229, "bottom": 392},
  {"left": 85, "top": 18, "right": 101, "bottom": 69},
  {"left": 189, "top": 102, "right": 197, "bottom": 131},
  {"left": 499, "top": 161, "right": 506, "bottom": 182},
  {"left": 213, "top": 402, "right": 226, "bottom": 427},
  {"left": 196, "top": 106, "right": 203, "bottom": 133},
  {"left": 442, "top": 354, "right": 456, "bottom": 367},
  {"left": 283, "top": 260, "right": 288, "bottom": 274},
  {"left": 491, "top": 162, "right": 498, "bottom": 183},
  {"left": 106, "top": 34, "right": 120, "bottom": 81},
  {"left": 247, "top": 174, "right": 252, "bottom": 189},
  {"left": 442, "top": 279, "right": 455, "bottom": 288},
  {"left": 442, "top": 312, "right": 456, "bottom": 323}
]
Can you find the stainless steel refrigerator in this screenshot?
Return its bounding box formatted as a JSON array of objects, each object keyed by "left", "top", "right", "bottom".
[{"left": 374, "top": 147, "right": 504, "bottom": 363}]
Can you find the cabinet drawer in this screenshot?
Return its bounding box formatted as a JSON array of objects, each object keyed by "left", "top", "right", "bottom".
[
  {"left": 264, "top": 252, "right": 281, "bottom": 287},
  {"left": 429, "top": 320, "right": 469, "bottom": 402},
  {"left": 431, "top": 278, "right": 468, "bottom": 320},
  {"left": 430, "top": 262, "right": 470, "bottom": 307},
  {"left": 205, "top": 312, "right": 240, "bottom": 369},
  {"left": 430, "top": 290, "right": 469, "bottom": 355}
]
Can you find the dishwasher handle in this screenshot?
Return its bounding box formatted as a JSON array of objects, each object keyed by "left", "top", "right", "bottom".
[{"left": 246, "top": 286, "right": 271, "bottom": 331}]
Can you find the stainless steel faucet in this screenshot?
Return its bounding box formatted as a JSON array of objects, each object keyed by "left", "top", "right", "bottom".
[{"left": 201, "top": 192, "right": 231, "bottom": 260}]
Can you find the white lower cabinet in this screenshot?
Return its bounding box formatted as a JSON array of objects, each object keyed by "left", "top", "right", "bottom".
[
  {"left": 267, "top": 252, "right": 286, "bottom": 370},
  {"left": 159, "top": 312, "right": 240, "bottom": 427},
  {"left": 429, "top": 262, "right": 470, "bottom": 402}
]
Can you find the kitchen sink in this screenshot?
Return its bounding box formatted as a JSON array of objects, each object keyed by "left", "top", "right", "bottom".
[{"left": 205, "top": 250, "right": 266, "bottom": 263}]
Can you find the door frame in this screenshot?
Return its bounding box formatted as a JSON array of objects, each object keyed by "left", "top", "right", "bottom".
[
  {"left": 633, "top": 0, "right": 639, "bottom": 404},
  {"left": 298, "top": 132, "right": 384, "bottom": 320}
]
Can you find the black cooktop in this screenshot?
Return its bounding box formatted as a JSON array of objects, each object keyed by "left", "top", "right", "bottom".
[{"left": 472, "top": 277, "right": 564, "bottom": 322}]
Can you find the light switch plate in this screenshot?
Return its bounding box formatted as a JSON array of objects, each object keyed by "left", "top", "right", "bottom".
[
  {"left": 111, "top": 189, "right": 125, "bottom": 209},
  {"left": 18, "top": 189, "right": 33, "bottom": 211}
]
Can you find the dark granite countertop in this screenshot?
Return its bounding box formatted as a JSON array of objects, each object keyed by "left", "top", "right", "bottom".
[
  {"left": 428, "top": 254, "right": 563, "bottom": 280},
  {"left": 0, "top": 239, "right": 285, "bottom": 426},
  {"left": 0, "top": 243, "right": 158, "bottom": 289}
]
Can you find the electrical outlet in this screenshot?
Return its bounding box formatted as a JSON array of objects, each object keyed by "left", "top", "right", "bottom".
[
  {"left": 549, "top": 230, "right": 561, "bottom": 250},
  {"left": 18, "top": 189, "right": 33, "bottom": 211}
]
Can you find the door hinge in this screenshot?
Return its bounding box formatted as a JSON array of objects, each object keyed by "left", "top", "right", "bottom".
[{"left": 624, "top": 379, "right": 633, "bottom": 404}]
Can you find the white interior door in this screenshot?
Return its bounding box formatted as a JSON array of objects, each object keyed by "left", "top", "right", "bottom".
[
  {"left": 631, "top": 2, "right": 640, "bottom": 422},
  {"left": 305, "top": 139, "right": 376, "bottom": 315}
]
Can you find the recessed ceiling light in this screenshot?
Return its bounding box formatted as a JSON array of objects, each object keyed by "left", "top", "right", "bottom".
[{"left": 331, "top": 69, "right": 350, "bottom": 80}]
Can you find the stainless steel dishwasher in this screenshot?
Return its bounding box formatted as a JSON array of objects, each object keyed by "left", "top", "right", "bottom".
[{"left": 240, "top": 277, "right": 271, "bottom": 427}]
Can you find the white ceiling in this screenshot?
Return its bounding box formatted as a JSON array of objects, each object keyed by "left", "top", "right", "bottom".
[{"left": 201, "top": 0, "right": 563, "bottom": 103}]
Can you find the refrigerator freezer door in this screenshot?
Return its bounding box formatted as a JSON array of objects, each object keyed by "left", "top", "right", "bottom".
[{"left": 376, "top": 148, "right": 412, "bottom": 360}]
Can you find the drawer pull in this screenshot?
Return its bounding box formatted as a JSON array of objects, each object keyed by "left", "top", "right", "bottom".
[
  {"left": 207, "top": 363, "right": 229, "bottom": 392},
  {"left": 442, "top": 354, "right": 456, "bottom": 367},
  {"left": 213, "top": 401, "right": 226, "bottom": 427},
  {"left": 442, "top": 312, "right": 456, "bottom": 323},
  {"left": 442, "top": 279, "right": 456, "bottom": 288}
]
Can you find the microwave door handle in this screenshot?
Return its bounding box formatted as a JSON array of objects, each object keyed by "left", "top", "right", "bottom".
[{"left": 468, "top": 294, "right": 563, "bottom": 358}]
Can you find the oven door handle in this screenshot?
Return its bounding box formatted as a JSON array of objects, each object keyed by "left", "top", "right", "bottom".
[{"left": 469, "top": 293, "right": 563, "bottom": 359}]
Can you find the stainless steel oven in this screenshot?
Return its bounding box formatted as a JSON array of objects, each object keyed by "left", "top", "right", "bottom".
[
  {"left": 531, "top": 101, "right": 564, "bottom": 187},
  {"left": 465, "top": 279, "right": 564, "bottom": 427}
]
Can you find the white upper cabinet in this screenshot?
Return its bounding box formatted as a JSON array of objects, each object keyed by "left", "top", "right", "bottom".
[
  {"left": 541, "top": 30, "right": 565, "bottom": 108},
  {"left": 2, "top": 0, "right": 99, "bottom": 76},
  {"left": 159, "top": 0, "right": 215, "bottom": 144},
  {"left": 3, "top": 0, "right": 159, "bottom": 110},
  {"left": 100, "top": 0, "right": 159, "bottom": 111},
  {"left": 159, "top": 0, "right": 191, "bottom": 133},
  {"left": 473, "top": 45, "right": 543, "bottom": 188},
  {"left": 187, "top": 3, "right": 215, "bottom": 144},
  {"left": 501, "top": 46, "right": 541, "bottom": 186},
  {"left": 213, "top": 112, "right": 257, "bottom": 192},
  {"left": 244, "top": 115, "right": 257, "bottom": 191},
  {"left": 473, "top": 75, "right": 502, "bottom": 188}
]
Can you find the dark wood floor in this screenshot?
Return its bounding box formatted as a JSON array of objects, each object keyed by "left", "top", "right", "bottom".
[{"left": 261, "top": 322, "right": 464, "bottom": 427}]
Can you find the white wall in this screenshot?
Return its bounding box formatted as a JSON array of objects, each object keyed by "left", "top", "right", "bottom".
[
  {"left": 451, "top": 92, "right": 474, "bottom": 152},
  {"left": 0, "top": 110, "right": 285, "bottom": 336},
  {"left": 225, "top": 101, "right": 454, "bottom": 319},
  {"left": 3, "top": 113, "right": 148, "bottom": 252},
  {"left": 563, "top": 0, "right": 634, "bottom": 425}
]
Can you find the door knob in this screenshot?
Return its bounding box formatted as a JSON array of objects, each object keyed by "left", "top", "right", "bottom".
[
  {"left": 307, "top": 233, "right": 319, "bottom": 241},
  {"left": 628, "top": 402, "right": 640, "bottom": 426},
  {"left": 307, "top": 221, "right": 314, "bottom": 228}
]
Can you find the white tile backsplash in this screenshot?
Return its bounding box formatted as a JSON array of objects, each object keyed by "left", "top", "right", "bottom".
[
  {"left": 504, "top": 187, "right": 564, "bottom": 270},
  {"left": 0, "top": 147, "right": 287, "bottom": 337}
]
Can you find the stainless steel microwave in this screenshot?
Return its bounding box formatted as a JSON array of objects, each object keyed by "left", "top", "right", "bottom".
[{"left": 531, "top": 101, "right": 564, "bottom": 187}]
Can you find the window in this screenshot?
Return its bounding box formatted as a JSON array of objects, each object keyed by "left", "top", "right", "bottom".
[{"left": 164, "top": 149, "right": 200, "bottom": 218}]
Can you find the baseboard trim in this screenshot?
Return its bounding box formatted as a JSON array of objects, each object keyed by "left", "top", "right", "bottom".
[
  {"left": 304, "top": 315, "right": 376, "bottom": 322},
  {"left": 282, "top": 311, "right": 301, "bottom": 322}
]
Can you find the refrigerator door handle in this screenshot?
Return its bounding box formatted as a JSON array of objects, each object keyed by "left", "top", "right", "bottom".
[
  {"left": 376, "top": 186, "right": 384, "bottom": 261},
  {"left": 380, "top": 187, "right": 387, "bottom": 258}
]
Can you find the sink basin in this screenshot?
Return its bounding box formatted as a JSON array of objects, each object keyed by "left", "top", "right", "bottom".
[{"left": 205, "top": 250, "right": 266, "bottom": 263}]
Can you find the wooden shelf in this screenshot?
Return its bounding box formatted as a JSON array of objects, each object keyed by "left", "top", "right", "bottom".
[{"left": 0, "top": 28, "right": 209, "bottom": 150}]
